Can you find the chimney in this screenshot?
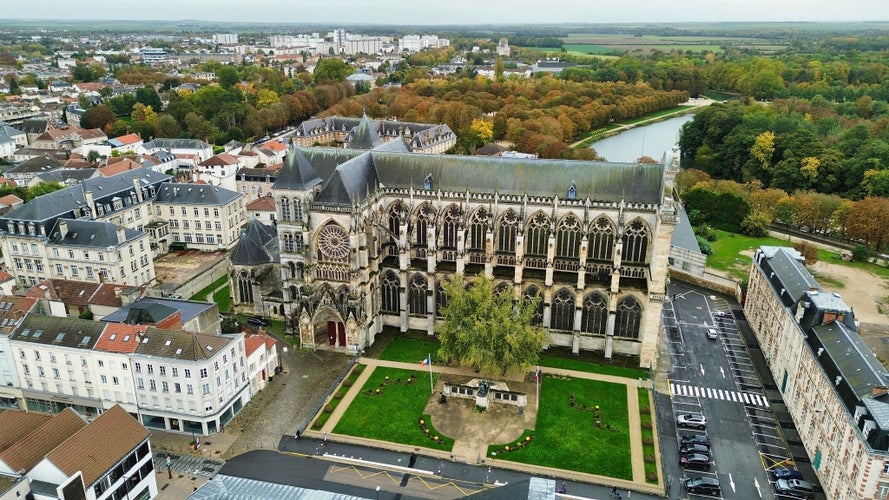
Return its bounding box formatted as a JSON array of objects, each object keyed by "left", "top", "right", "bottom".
[
  {"left": 85, "top": 190, "right": 96, "bottom": 215},
  {"left": 133, "top": 177, "right": 143, "bottom": 203},
  {"left": 117, "top": 227, "right": 126, "bottom": 243},
  {"left": 58, "top": 219, "right": 68, "bottom": 238},
  {"left": 874, "top": 385, "right": 889, "bottom": 398}
]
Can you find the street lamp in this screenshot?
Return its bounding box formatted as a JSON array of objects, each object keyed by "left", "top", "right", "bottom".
[
  {"left": 375, "top": 486, "right": 380, "bottom": 500},
  {"left": 122, "top": 474, "right": 131, "bottom": 500}
]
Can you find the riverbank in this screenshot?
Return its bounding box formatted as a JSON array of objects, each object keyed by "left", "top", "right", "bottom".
[{"left": 570, "top": 97, "right": 715, "bottom": 150}]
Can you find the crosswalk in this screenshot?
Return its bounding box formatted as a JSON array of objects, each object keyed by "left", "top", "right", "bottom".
[{"left": 670, "top": 382, "right": 769, "bottom": 408}]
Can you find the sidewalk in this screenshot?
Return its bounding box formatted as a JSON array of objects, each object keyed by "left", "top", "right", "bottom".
[{"left": 305, "top": 357, "right": 663, "bottom": 496}]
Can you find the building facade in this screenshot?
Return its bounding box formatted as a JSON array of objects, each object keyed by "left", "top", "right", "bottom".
[
  {"left": 152, "top": 183, "right": 246, "bottom": 251},
  {"left": 745, "top": 246, "right": 889, "bottom": 499},
  {"left": 272, "top": 138, "right": 678, "bottom": 367}
]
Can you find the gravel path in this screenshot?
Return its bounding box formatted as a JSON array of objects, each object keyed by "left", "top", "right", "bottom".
[{"left": 222, "top": 348, "right": 349, "bottom": 459}]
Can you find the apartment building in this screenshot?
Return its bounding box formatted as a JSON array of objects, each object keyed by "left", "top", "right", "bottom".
[
  {"left": 745, "top": 246, "right": 889, "bottom": 499},
  {"left": 7, "top": 314, "right": 254, "bottom": 436},
  {"left": 152, "top": 183, "right": 246, "bottom": 251}
]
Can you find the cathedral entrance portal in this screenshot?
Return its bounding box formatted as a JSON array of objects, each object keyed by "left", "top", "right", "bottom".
[
  {"left": 327, "top": 321, "right": 346, "bottom": 346},
  {"left": 312, "top": 307, "right": 346, "bottom": 350}
]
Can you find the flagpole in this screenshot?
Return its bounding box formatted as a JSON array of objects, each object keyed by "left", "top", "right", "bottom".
[
  {"left": 536, "top": 365, "right": 540, "bottom": 409},
  {"left": 427, "top": 354, "right": 434, "bottom": 395}
]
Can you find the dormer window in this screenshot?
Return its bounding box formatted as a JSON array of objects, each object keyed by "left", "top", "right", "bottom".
[
  {"left": 567, "top": 181, "right": 577, "bottom": 200},
  {"left": 423, "top": 173, "right": 433, "bottom": 191}
]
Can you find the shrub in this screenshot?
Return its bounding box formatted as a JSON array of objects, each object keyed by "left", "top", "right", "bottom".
[
  {"left": 645, "top": 454, "right": 655, "bottom": 463},
  {"left": 643, "top": 436, "right": 654, "bottom": 446},
  {"left": 642, "top": 421, "right": 652, "bottom": 430},
  {"left": 639, "top": 405, "right": 650, "bottom": 414},
  {"left": 852, "top": 244, "right": 874, "bottom": 262},
  {"left": 323, "top": 404, "right": 334, "bottom": 414},
  {"left": 646, "top": 471, "right": 658, "bottom": 482},
  {"left": 342, "top": 379, "right": 353, "bottom": 387}
]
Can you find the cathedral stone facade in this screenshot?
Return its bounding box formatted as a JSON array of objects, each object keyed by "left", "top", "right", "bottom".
[{"left": 272, "top": 119, "right": 678, "bottom": 368}]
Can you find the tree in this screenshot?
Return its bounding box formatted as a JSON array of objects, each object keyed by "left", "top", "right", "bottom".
[
  {"left": 155, "top": 114, "right": 181, "bottom": 138},
  {"left": 81, "top": 105, "right": 116, "bottom": 130},
  {"left": 794, "top": 241, "right": 819, "bottom": 265},
  {"left": 437, "top": 274, "right": 547, "bottom": 376},
  {"left": 313, "top": 58, "right": 352, "bottom": 85},
  {"left": 844, "top": 197, "right": 889, "bottom": 253},
  {"left": 468, "top": 119, "right": 493, "bottom": 146},
  {"left": 135, "top": 85, "right": 163, "bottom": 111},
  {"left": 217, "top": 66, "right": 241, "bottom": 89}
]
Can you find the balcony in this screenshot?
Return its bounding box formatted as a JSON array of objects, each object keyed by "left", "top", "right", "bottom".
[
  {"left": 495, "top": 253, "right": 516, "bottom": 267},
  {"left": 467, "top": 251, "right": 486, "bottom": 264},
  {"left": 524, "top": 256, "right": 547, "bottom": 270}
]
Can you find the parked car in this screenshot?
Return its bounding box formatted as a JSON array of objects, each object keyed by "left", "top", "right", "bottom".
[
  {"left": 685, "top": 476, "right": 721, "bottom": 495},
  {"left": 680, "top": 453, "right": 711, "bottom": 471},
  {"left": 247, "top": 316, "right": 271, "bottom": 326},
  {"left": 707, "top": 328, "right": 719, "bottom": 340},
  {"left": 680, "top": 443, "right": 711, "bottom": 456},
  {"left": 677, "top": 413, "right": 707, "bottom": 430},
  {"left": 774, "top": 467, "right": 804, "bottom": 480},
  {"left": 680, "top": 434, "right": 711, "bottom": 447},
  {"left": 774, "top": 478, "right": 815, "bottom": 498}
]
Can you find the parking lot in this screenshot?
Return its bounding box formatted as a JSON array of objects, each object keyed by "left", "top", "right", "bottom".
[{"left": 659, "top": 282, "right": 824, "bottom": 499}]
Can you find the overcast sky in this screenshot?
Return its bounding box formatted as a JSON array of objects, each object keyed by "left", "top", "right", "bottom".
[{"left": 2, "top": 0, "right": 889, "bottom": 25}]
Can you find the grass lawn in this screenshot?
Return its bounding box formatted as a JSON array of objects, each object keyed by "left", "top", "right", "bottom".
[
  {"left": 488, "top": 376, "right": 631, "bottom": 479},
  {"left": 334, "top": 366, "right": 454, "bottom": 451},
  {"left": 212, "top": 286, "right": 231, "bottom": 313},
  {"left": 539, "top": 353, "right": 649, "bottom": 380},
  {"left": 191, "top": 275, "right": 228, "bottom": 301},
  {"left": 312, "top": 365, "right": 365, "bottom": 430},
  {"left": 378, "top": 335, "right": 442, "bottom": 364}
]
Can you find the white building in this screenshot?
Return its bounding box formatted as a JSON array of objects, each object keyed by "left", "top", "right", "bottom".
[
  {"left": 195, "top": 153, "right": 240, "bottom": 191},
  {"left": 152, "top": 183, "right": 246, "bottom": 251},
  {"left": 244, "top": 333, "right": 278, "bottom": 396},
  {"left": 213, "top": 33, "right": 239, "bottom": 45}
]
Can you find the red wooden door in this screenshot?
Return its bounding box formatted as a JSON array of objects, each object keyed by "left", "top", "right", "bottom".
[{"left": 327, "top": 321, "right": 336, "bottom": 345}]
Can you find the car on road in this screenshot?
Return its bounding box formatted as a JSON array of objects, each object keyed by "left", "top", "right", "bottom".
[
  {"left": 677, "top": 413, "right": 708, "bottom": 430},
  {"left": 774, "top": 478, "right": 815, "bottom": 498},
  {"left": 247, "top": 316, "right": 271, "bottom": 326},
  {"left": 679, "top": 443, "right": 711, "bottom": 456},
  {"left": 680, "top": 434, "right": 711, "bottom": 447},
  {"left": 680, "top": 453, "right": 711, "bottom": 471},
  {"left": 707, "top": 328, "right": 719, "bottom": 340},
  {"left": 685, "top": 476, "right": 721, "bottom": 495},
  {"left": 773, "top": 467, "right": 804, "bottom": 480}
]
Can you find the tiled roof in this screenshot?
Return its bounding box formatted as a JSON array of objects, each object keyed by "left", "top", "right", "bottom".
[
  {"left": 246, "top": 196, "right": 275, "bottom": 212},
  {"left": 244, "top": 333, "right": 276, "bottom": 356},
  {"left": 10, "top": 314, "right": 105, "bottom": 350},
  {"left": 0, "top": 194, "right": 23, "bottom": 207},
  {"left": 0, "top": 410, "right": 52, "bottom": 453},
  {"left": 34, "top": 279, "right": 100, "bottom": 307},
  {"left": 0, "top": 295, "right": 38, "bottom": 332},
  {"left": 154, "top": 182, "right": 242, "bottom": 206},
  {"left": 112, "top": 133, "right": 142, "bottom": 145},
  {"left": 134, "top": 328, "right": 235, "bottom": 361},
  {"left": 0, "top": 408, "right": 86, "bottom": 474},
  {"left": 98, "top": 158, "right": 143, "bottom": 177},
  {"left": 258, "top": 140, "right": 286, "bottom": 152},
  {"left": 47, "top": 405, "right": 149, "bottom": 488},
  {"left": 199, "top": 153, "right": 239, "bottom": 167},
  {"left": 0, "top": 270, "right": 14, "bottom": 282},
  {"left": 94, "top": 323, "right": 145, "bottom": 354}
]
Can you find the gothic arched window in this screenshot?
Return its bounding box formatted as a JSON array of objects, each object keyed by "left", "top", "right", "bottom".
[
  {"left": 414, "top": 203, "right": 434, "bottom": 248},
  {"left": 550, "top": 288, "right": 575, "bottom": 331},
  {"left": 589, "top": 217, "right": 615, "bottom": 262},
  {"left": 387, "top": 202, "right": 404, "bottom": 239},
  {"left": 282, "top": 233, "right": 294, "bottom": 252},
  {"left": 497, "top": 209, "right": 519, "bottom": 254},
  {"left": 523, "top": 285, "right": 543, "bottom": 326},
  {"left": 441, "top": 205, "right": 461, "bottom": 249},
  {"left": 408, "top": 274, "right": 427, "bottom": 315},
  {"left": 468, "top": 208, "right": 489, "bottom": 251},
  {"left": 614, "top": 296, "right": 642, "bottom": 339},
  {"left": 525, "top": 212, "right": 550, "bottom": 257},
  {"left": 237, "top": 271, "right": 253, "bottom": 304},
  {"left": 580, "top": 292, "right": 608, "bottom": 334},
  {"left": 380, "top": 271, "right": 400, "bottom": 313},
  {"left": 280, "top": 198, "right": 291, "bottom": 220},
  {"left": 555, "top": 214, "right": 582, "bottom": 259},
  {"left": 293, "top": 198, "right": 302, "bottom": 221},
  {"left": 622, "top": 219, "right": 650, "bottom": 264},
  {"left": 435, "top": 280, "right": 448, "bottom": 317}
]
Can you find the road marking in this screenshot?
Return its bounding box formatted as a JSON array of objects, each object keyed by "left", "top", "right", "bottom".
[{"left": 669, "top": 383, "right": 770, "bottom": 408}]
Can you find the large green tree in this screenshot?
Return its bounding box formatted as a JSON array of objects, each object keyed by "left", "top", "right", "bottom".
[
  {"left": 313, "top": 58, "right": 352, "bottom": 85},
  {"left": 437, "top": 274, "right": 547, "bottom": 377}
]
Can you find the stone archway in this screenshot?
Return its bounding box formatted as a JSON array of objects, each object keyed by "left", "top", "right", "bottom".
[{"left": 311, "top": 306, "right": 346, "bottom": 349}]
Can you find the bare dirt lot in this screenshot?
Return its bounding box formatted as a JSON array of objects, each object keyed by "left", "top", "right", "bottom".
[{"left": 807, "top": 260, "right": 889, "bottom": 363}]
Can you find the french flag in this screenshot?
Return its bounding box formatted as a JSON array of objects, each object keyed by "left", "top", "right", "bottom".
[
  {"left": 534, "top": 366, "right": 541, "bottom": 383},
  {"left": 420, "top": 355, "right": 431, "bottom": 366}
]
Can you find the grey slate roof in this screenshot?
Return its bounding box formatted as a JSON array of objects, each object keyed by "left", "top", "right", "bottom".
[
  {"left": 144, "top": 138, "right": 209, "bottom": 150},
  {"left": 1, "top": 168, "right": 169, "bottom": 224},
  {"left": 123, "top": 303, "right": 178, "bottom": 325},
  {"left": 5, "top": 155, "right": 65, "bottom": 175},
  {"left": 271, "top": 148, "right": 323, "bottom": 191},
  {"left": 48, "top": 219, "right": 142, "bottom": 247},
  {"left": 304, "top": 148, "right": 665, "bottom": 205},
  {"left": 810, "top": 320, "right": 889, "bottom": 400},
  {"left": 35, "top": 168, "right": 99, "bottom": 184},
  {"left": 102, "top": 297, "right": 215, "bottom": 325},
  {"left": 344, "top": 115, "right": 383, "bottom": 149},
  {"left": 671, "top": 204, "right": 701, "bottom": 253},
  {"left": 188, "top": 474, "right": 367, "bottom": 500},
  {"left": 10, "top": 313, "right": 104, "bottom": 349},
  {"left": 757, "top": 246, "right": 820, "bottom": 307},
  {"left": 154, "top": 183, "right": 242, "bottom": 206},
  {"left": 231, "top": 219, "right": 279, "bottom": 266}
]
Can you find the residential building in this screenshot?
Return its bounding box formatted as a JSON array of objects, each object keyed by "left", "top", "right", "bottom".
[
  {"left": 273, "top": 132, "right": 678, "bottom": 366},
  {"left": 0, "top": 405, "right": 157, "bottom": 500},
  {"left": 31, "top": 125, "right": 106, "bottom": 150},
  {"left": 235, "top": 167, "right": 278, "bottom": 202},
  {"left": 0, "top": 122, "right": 28, "bottom": 148},
  {"left": 140, "top": 138, "right": 213, "bottom": 164},
  {"left": 399, "top": 34, "right": 449, "bottom": 52},
  {"left": 152, "top": 183, "right": 246, "bottom": 251},
  {"left": 195, "top": 153, "right": 239, "bottom": 191},
  {"left": 212, "top": 33, "right": 239, "bottom": 45},
  {"left": 244, "top": 334, "right": 278, "bottom": 396},
  {"left": 25, "top": 279, "right": 144, "bottom": 320},
  {"left": 3, "top": 154, "right": 65, "bottom": 184},
  {"left": 745, "top": 246, "right": 889, "bottom": 499},
  {"left": 101, "top": 296, "right": 221, "bottom": 335},
  {"left": 292, "top": 115, "right": 456, "bottom": 153},
  {"left": 108, "top": 133, "right": 144, "bottom": 154},
  {"left": 246, "top": 195, "right": 276, "bottom": 224},
  {"left": 0, "top": 296, "right": 40, "bottom": 410}
]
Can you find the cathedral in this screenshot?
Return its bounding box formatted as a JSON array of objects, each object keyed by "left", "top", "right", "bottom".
[{"left": 266, "top": 116, "right": 678, "bottom": 368}]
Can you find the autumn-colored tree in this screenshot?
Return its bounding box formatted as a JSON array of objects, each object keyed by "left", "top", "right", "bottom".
[
  {"left": 794, "top": 241, "right": 819, "bottom": 265},
  {"left": 675, "top": 168, "right": 711, "bottom": 196},
  {"left": 81, "top": 105, "right": 116, "bottom": 131},
  {"left": 844, "top": 197, "right": 889, "bottom": 253},
  {"left": 469, "top": 119, "right": 493, "bottom": 146},
  {"left": 751, "top": 131, "right": 775, "bottom": 171}
]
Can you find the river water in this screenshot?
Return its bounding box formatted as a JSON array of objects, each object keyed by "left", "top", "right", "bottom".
[{"left": 589, "top": 114, "right": 695, "bottom": 163}]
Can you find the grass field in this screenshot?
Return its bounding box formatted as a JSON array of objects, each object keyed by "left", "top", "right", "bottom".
[
  {"left": 538, "top": 353, "right": 649, "bottom": 379},
  {"left": 378, "top": 336, "right": 442, "bottom": 364},
  {"left": 333, "top": 367, "right": 454, "bottom": 451},
  {"left": 487, "top": 375, "right": 632, "bottom": 479},
  {"left": 562, "top": 43, "right": 616, "bottom": 55},
  {"left": 190, "top": 275, "right": 228, "bottom": 302}
]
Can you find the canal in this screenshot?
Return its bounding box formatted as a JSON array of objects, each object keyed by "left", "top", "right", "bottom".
[{"left": 590, "top": 114, "right": 696, "bottom": 163}]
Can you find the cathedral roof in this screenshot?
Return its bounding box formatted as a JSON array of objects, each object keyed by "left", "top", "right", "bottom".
[
  {"left": 272, "top": 147, "right": 323, "bottom": 191},
  {"left": 231, "top": 219, "right": 279, "bottom": 266},
  {"left": 345, "top": 114, "right": 384, "bottom": 150}
]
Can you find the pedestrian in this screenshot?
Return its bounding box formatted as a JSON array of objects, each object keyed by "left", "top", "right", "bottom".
[
  {"left": 322, "top": 430, "right": 327, "bottom": 442},
  {"left": 295, "top": 429, "right": 301, "bottom": 440},
  {"left": 611, "top": 485, "right": 617, "bottom": 496},
  {"left": 220, "top": 423, "right": 224, "bottom": 433}
]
